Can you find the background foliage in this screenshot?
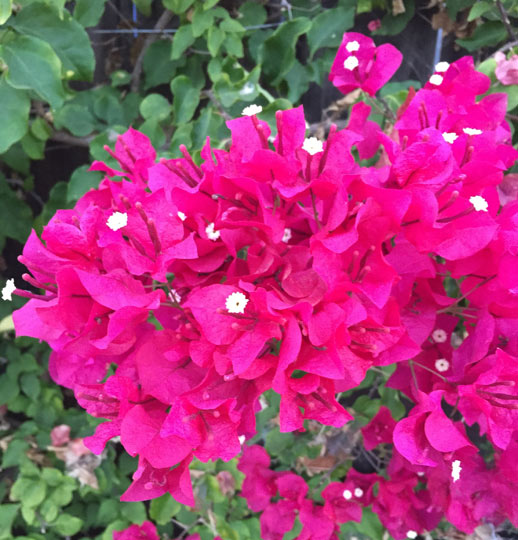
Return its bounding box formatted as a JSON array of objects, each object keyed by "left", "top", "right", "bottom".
[{"left": 1, "top": 0, "right": 518, "bottom": 538}]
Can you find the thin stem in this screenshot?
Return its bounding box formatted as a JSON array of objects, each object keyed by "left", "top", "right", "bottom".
[
  {"left": 411, "top": 360, "right": 448, "bottom": 382},
  {"left": 409, "top": 360, "right": 419, "bottom": 393},
  {"left": 437, "top": 275, "right": 496, "bottom": 313},
  {"left": 496, "top": 0, "right": 517, "bottom": 41}
]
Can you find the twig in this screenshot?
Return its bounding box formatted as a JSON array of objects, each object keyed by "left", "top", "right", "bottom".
[
  {"left": 50, "top": 131, "right": 94, "bottom": 148},
  {"left": 130, "top": 9, "right": 174, "bottom": 93},
  {"left": 201, "top": 89, "right": 232, "bottom": 121},
  {"left": 497, "top": 38, "right": 518, "bottom": 53},
  {"left": 496, "top": 0, "right": 517, "bottom": 41}
]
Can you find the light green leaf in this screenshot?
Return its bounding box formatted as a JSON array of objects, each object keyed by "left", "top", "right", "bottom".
[
  {"left": 468, "top": 1, "right": 492, "bottom": 21},
  {"left": 162, "top": 0, "right": 194, "bottom": 14},
  {"left": 0, "top": 178, "right": 32, "bottom": 242},
  {"left": 0, "top": 504, "right": 19, "bottom": 539},
  {"left": 11, "top": 3, "right": 95, "bottom": 80},
  {"left": 0, "top": 0, "right": 12, "bottom": 24},
  {"left": 2, "top": 439, "right": 29, "bottom": 468},
  {"left": 67, "top": 165, "right": 102, "bottom": 203},
  {"left": 0, "top": 77, "right": 30, "bottom": 153},
  {"left": 120, "top": 502, "right": 147, "bottom": 524},
  {"left": 21, "top": 132, "right": 45, "bottom": 160},
  {"left": 53, "top": 514, "right": 83, "bottom": 536},
  {"left": 140, "top": 93, "right": 171, "bottom": 120},
  {"left": 202, "top": 0, "right": 219, "bottom": 9},
  {"left": 171, "top": 24, "right": 195, "bottom": 59},
  {"left": 54, "top": 104, "right": 95, "bottom": 136},
  {"left": 488, "top": 84, "right": 518, "bottom": 111},
  {"left": 30, "top": 117, "right": 52, "bottom": 141},
  {"left": 149, "top": 494, "right": 181, "bottom": 525},
  {"left": 0, "top": 34, "right": 65, "bottom": 108},
  {"left": 192, "top": 6, "right": 214, "bottom": 37},
  {"left": 307, "top": 6, "right": 355, "bottom": 57},
  {"left": 74, "top": 0, "right": 106, "bottom": 27},
  {"left": 10, "top": 477, "right": 46, "bottom": 507},
  {"left": 171, "top": 75, "right": 200, "bottom": 123},
  {"left": 20, "top": 373, "right": 40, "bottom": 400},
  {"left": 238, "top": 1, "right": 267, "bottom": 26},
  {"left": 207, "top": 25, "right": 225, "bottom": 57},
  {"left": 220, "top": 18, "right": 245, "bottom": 33}
]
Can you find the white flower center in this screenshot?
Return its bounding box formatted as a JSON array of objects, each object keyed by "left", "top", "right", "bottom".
[
  {"left": 205, "top": 222, "right": 220, "bottom": 241},
  {"left": 442, "top": 132, "right": 458, "bottom": 144},
  {"left": 282, "top": 228, "right": 292, "bottom": 243},
  {"left": 429, "top": 74, "right": 443, "bottom": 86},
  {"left": 177, "top": 211, "right": 186, "bottom": 221},
  {"left": 2, "top": 279, "right": 16, "bottom": 301},
  {"left": 302, "top": 137, "right": 324, "bottom": 155},
  {"left": 242, "top": 104, "right": 262, "bottom": 116},
  {"left": 469, "top": 195, "right": 488, "bottom": 212},
  {"left": 343, "top": 489, "right": 353, "bottom": 500},
  {"left": 354, "top": 487, "right": 363, "bottom": 498},
  {"left": 238, "top": 435, "right": 246, "bottom": 445},
  {"left": 435, "top": 358, "right": 450, "bottom": 372},
  {"left": 432, "top": 329, "right": 447, "bottom": 343},
  {"left": 463, "top": 127, "right": 482, "bottom": 136},
  {"left": 343, "top": 56, "right": 359, "bottom": 71},
  {"left": 168, "top": 289, "right": 181, "bottom": 304},
  {"left": 452, "top": 459, "right": 462, "bottom": 482},
  {"left": 435, "top": 61, "right": 450, "bottom": 72},
  {"left": 406, "top": 532, "right": 418, "bottom": 540},
  {"left": 106, "top": 211, "right": 127, "bottom": 231},
  {"left": 225, "top": 291, "right": 249, "bottom": 314},
  {"left": 345, "top": 40, "right": 360, "bottom": 52}
]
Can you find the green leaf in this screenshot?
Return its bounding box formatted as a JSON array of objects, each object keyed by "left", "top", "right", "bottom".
[
  {"left": 74, "top": 0, "right": 106, "bottom": 27},
  {"left": 468, "top": 1, "right": 492, "bottom": 21},
  {"left": 21, "top": 132, "right": 45, "bottom": 160},
  {"left": 10, "top": 477, "right": 47, "bottom": 507},
  {"left": 134, "top": 0, "right": 152, "bottom": 15},
  {"left": 67, "top": 165, "right": 102, "bottom": 203},
  {"left": 149, "top": 494, "right": 181, "bottom": 525},
  {"left": 171, "top": 24, "right": 195, "bottom": 59},
  {"left": 0, "top": 0, "right": 12, "bottom": 24},
  {"left": 143, "top": 40, "right": 180, "bottom": 89},
  {"left": 120, "top": 502, "right": 147, "bottom": 524},
  {"left": 0, "top": 178, "right": 32, "bottom": 242},
  {"left": 30, "top": 117, "right": 52, "bottom": 141},
  {"left": 97, "top": 499, "right": 119, "bottom": 526},
  {"left": 171, "top": 75, "right": 200, "bottom": 123},
  {"left": 162, "top": 0, "right": 194, "bottom": 13},
  {"left": 2, "top": 439, "right": 29, "bottom": 468},
  {"left": 0, "top": 34, "right": 65, "bottom": 108},
  {"left": 265, "top": 427, "right": 294, "bottom": 456},
  {"left": 93, "top": 90, "right": 125, "bottom": 125},
  {"left": 192, "top": 6, "right": 214, "bottom": 37},
  {"left": 53, "top": 514, "right": 83, "bottom": 536},
  {"left": 223, "top": 32, "right": 244, "bottom": 57},
  {"left": 0, "top": 77, "right": 29, "bottom": 153},
  {"left": 220, "top": 18, "right": 245, "bottom": 33},
  {"left": 375, "top": 0, "right": 415, "bottom": 35},
  {"left": 41, "top": 468, "right": 63, "bottom": 487},
  {"left": 54, "top": 104, "right": 95, "bottom": 136},
  {"left": 447, "top": 0, "right": 476, "bottom": 18},
  {"left": 20, "top": 373, "right": 40, "bottom": 400},
  {"left": 140, "top": 93, "right": 171, "bottom": 120},
  {"left": 308, "top": 7, "right": 355, "bottom": 57},
  {"left": 489, "top": 84, "right": 518, "bottom": 111},
  {"left": 456, "top": 21, "right": 507, "bottom": 51},
  {"left": 0, "top": 504, "right": 19, "bottom": 539},
  {"left": 238, "top": 1, "right": 267, "bottom": 26},
  {"left": 11, "top": 3, "right": 95, "bottom": 80},
  {"left": 207, "top": 24, "right": 225, "bottom": 56},
  {"left": 260, "top": 18, "right": 311, "bottom": 83}
]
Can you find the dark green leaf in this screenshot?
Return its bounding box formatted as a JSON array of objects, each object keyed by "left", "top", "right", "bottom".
[
  {"left": 171, "top": 24, "right": 195, "bottom": 59},
  {"left": 11, "top": 3, "right": 95, "bottom": 80},
  {"left": 0, "top": 178, "right": 31, "bottom": 242},
  {"left": 220, "top": 18, "right": 245, "bottom": 33},
  {"left": 207, "top": 25, "right": 225, "bottom": 57},
  {"left": 375, "top": 0, "right": 415, "bottom": 35},
  {"left": 54, "top": 104, "right": 95, "bottom": 136},
  {"left": 21, "top": 132, "right": 45, "bottom": 160},
  {"left": 308, "top": 7, "right": 355, "bottom": 57},
  {"left": 0, "top": 77, "right": 29, "bottom": 153},
  {"left": 30, "top": 117, "right": 52, "bottom": 141},
  {"left": 73, "top": 0, "right": 106, "bottom": 26},
  {"left": 223, "top": 32, "right": 244, "bottom": 57},
  {"left": 20, "top": 373, "right": 40, "bottom": 400},
  {"left": 120, "top": 502, "right": 147, "bottom": 524},
  {"left": 2, "top": 440, "right": 29, "bottom": 468},
  {"left": 171, "top": 75, "right": 200, "bottom": 123},
  {"left": 162, "top": 0, "right": 194, "bottom": 13},
  {"left": 144, "top": 40, "right": 181, "bottom": 89},
  {"left": 456, "top": 21, "right": 507, "bottom": 51},
  {"left": 468, "top": 1, "right": 492, "bottom": 21},
  {"left": 238, "top": 1, "right": 267, "bottom": 26},
  {"left": 0, "top": 34, "right": 65, "bottom": 108},
  {"left": 134, "top": 0, "right": 152, "bottom": 15}
]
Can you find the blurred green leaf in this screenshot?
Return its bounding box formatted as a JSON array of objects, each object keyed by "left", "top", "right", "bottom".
[
  {"left": 54, "top": 104, "right": 95, "bottom": 136},
  {"left": 0, "top": 34, "right": 65, "bottom": 108},
  {"left": 10, "top": 477, "right": 47, "bottom": 507},
  {"left": 192, "top": 6, "right": 214, "bottom": 37},
  {"left": 171, "top": 75, "right": 200, "bottom": 123},
  {"left": 456, "top": 21, "right": 507, "bottom": 51},
  {"left": 207, "top": 25, "right": 225, "bottom": 57},
  {"left": 375, "top": 0, "right": 415, "bottom": 35},
  {"left": 0, "top": 78, "right": 30, "bottom": 153},
  {"left": 447, "top": 0, "right": 476, "bottom": 18},
  {"left": 134, "top": 0, "right": 152, "bottom": 15},
  {"left": 140, "top": 93, "right": 171, "bottom": 120},
  {"left": 162, "top": 0, "right": 194, "bottom": 13},
  {"left": 0, "top": 0, "right": 12, "bottom": 24},
  {"left": 0, "top": 504, "right": 19, "bottom": 539},
  {"left": 144, "top": 40, "right": 180, "bottom": 89},
  {"left": 239, "top": 1, "right": 267, "bottom": 26},
  {"left": 74, "top": 0, "right": 106, "bottom": 27},
  {"left": 171, "top": 24, "right": 195, "bottom": 60},
  {"left": 0, "top": 178, "right": 32, "bottom": 242},
  {"left": 149, "top": 494, "right": 181, "bottom": 525},
  {"left": 307, "top": 6, "right": 355, "bottom": 57},
  {"left": 468, "top": 1, "right": 492, "bottom": 21},
  {"left": 53, "top": 514, "right": 83, "bottom": 535}
]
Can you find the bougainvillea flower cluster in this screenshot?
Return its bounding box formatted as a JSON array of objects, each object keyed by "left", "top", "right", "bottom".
[{"left": 7, "top": 31, "right": 518, "bottom": 539}]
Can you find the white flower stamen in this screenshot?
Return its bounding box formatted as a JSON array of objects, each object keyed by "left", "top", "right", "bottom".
[
  {"left": 452, "top": 459, "right": 462, "bottom": 483},
  {"left": 2, "top": 279, "right": 16, "bottom": 301},
  {"left": 435, "top": 61, "right": 450, "bottom": 72},
  {"left": 238, "top": 435, "right": 246, "bottom": 445},
  {"left": 344, "top": 56, "right": 359, "bottom": 71},
  {"left": 106, "top": 211, "right": 127, "bottom": 231},
  {"left": 177, "top": 211, "right": 186, "bottom": 221},
  {"left": 469, "top": 195, "right": 488, "bottom": 212},
  {"left": 432, "top": 329, "right": 447, "bottom": 343},
  {"left": 354, "top": 487, "right": 364, "bottom": 498},
  {"left": 435, "top": 358, "right": 450, "bottom": 372},
  {"left": 406, "top": 532, "right": 418, "bottom": 540},
  {"left": 429, "top": 74, "right": 443, "bottom": 86},
  {"left": 346, "top": 40, "right": 360, "bottom": 52},
  {"left": 302, "top": 137, "right": 324, "bottom": 155},
  {"left": 442, "top": 132, "right": 458, "bottom": 144},
  {"left": 242, "top": 104, "right": 262, "bottom": 116},
  {"left": 343, "top": 489, "right": 353, "bottom": 500},
  {"left": 463, "top": 127, "right": 482, "bottom": 136},
  {"left": 168, "top": 289, "right": 181, "bottom": 304},
  {"left": 225, "top": 291, "right": 249, "bottom": 314},
  {"left": 282, "top": 228, "right": 292, "bottom": 243},
  {"left": 205, "top": 222, "right": 220, "bottom": 241}
]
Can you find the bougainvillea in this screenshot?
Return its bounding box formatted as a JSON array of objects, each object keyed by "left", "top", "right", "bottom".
[{"left": 6, "top": 30, "right": 518, "bottom": 539}]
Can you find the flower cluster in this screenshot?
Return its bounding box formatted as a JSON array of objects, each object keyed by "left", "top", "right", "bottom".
[{"left": 7, "top": 31, "right": 518, "bottom": 538}]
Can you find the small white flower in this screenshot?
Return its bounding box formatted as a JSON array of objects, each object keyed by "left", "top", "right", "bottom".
[
  {"left": 469, "top": 195, "right": 489, "bottom": 212},
  {"left": 282, "top": 228, "right": 292, "bottom": 243},
  {"left": 343, "top": 56, "right": 359, "bottom": 71},
  {"left": 343, "top": 489, "right": 353, "bottom": 500},
  {"left": 106, "top": 211, "right": 127, "bottom": 231},
  {"left": 345, "top": 40, "right": 360, "bottom": 52},
  {"left": 242, "top": 104, "right": 262, "bottom": 116},
  {"left": 452, "top": 459, "right": 462, "bottom": 483},
  {"left": 406, "top": 532, "right": 418, "bottom": 540},
  {"left": 435, "top": 61, "right": 450, "bottom": 72},
  {"left": 225, "top": 291, "right": 249, "bottom": 314},
  {"left": 177, "top": 211, "right": 186, "bottom": 221},
  {"left": 238, "top": 435, "right": 246, "bottom": 445},
  {"left": 435, "top": 358, "right": 450, "bottom": 372},
  {"left": 429, "top": 74, "right": 443, "bottom": 85},
  {"left": 302, "top": 137, "right": 324, "bottom": 155},
  {"left": 2, "top": 279, "right": 16, "bottom": 301},
  {"left": 353, "top": 487, "right": 364, "bottom": 498},
  {"left": 168, "top": 289, "right": 181, "bottom": 303},
  {"left": 463, "top": 127, "right": 482, "bottom": 136},
  {"left": 442, "top": 132, "right": 458, "bottom": 144},
  {"left": 417, "top": 471, "right": 425, "bottom": 477},
  {"left": 205, "top": 222, "right": 220, "bottom": 241},
  {"left": 432, "top": 329, "right": 447, "bottom": 343}
]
